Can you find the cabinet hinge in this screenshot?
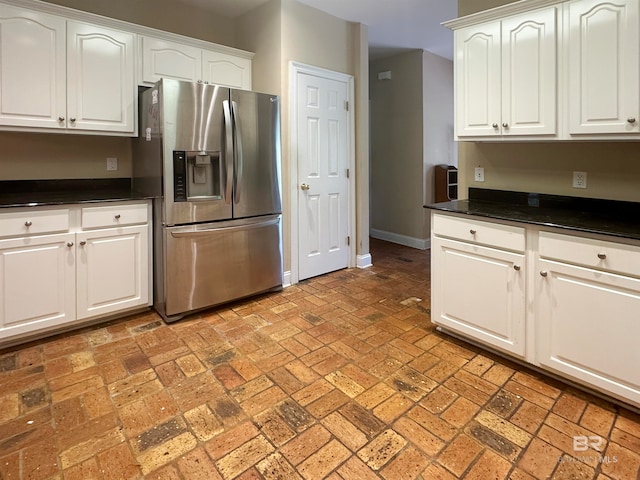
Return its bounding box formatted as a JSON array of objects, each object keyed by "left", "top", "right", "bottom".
[
  {"left": 347, "top": 236, "right": 351, "bottom": 246},
  {"left": 345, "top": 100, "right": 349, "bottom": 111}
]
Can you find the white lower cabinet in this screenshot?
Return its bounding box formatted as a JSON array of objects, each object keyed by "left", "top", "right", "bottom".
[
  {"left": 431, "top": 214, "right": 526, "bottom": 357},
  {"left": 431, "top": 211, "right": 640, "bottom": 408},
  {"left": 0, "top": 201, "right": 151, "bottom": 344},
  {"left": 0, "top": 232, "right": 76, "bottom": 337},
  {"left": 536, "top": 231, "right": 640, "bottom": 406}
]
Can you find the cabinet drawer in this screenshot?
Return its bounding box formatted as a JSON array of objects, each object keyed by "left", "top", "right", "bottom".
[
  {"left": 82, "top": 203, "right": 148, "bottom": 229},
  {"left": 539, "top": 231, "right": 640, "bottom": 277},
  {"left": 432, "top": 213, "right": 525, "bottom": 252},
  {"left": 0, "top": 209, "right": 70, "bottom": 237}
]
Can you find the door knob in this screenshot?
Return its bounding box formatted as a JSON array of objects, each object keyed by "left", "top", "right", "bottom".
[{"left": 300, "top": 183, "right": 310, "bottom": 191}]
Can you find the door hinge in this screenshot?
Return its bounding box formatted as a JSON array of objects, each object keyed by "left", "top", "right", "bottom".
[
  {"left": 345, "top": 100, "right": 349, "bottom": 111},
  {"left": 346, "top": 168, "right": 350, "bottom": 179},
  {"left": 347, "top": 236, "right": 351, "bottom": 246}
]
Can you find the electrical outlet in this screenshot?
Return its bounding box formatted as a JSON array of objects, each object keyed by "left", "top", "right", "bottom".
[
  {"left": 573, "top": 171, "right": 587, "bottom": 189},
  {"left": 474, "top": 167, "right": 485, "bottom": 182},
  {"left": 106, "top": 157, "right": 118, "bottom": 171}
]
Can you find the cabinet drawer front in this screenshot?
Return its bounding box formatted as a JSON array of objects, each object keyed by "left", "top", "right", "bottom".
[
  {"left": 82, "top": 203, "right": 148, "bottom": 229},
  {"left": 539, "top": 231, "right": 640, "bottom": 277},
  {"left": 432, "top": 213, "right": 525, "bottom": 252},
  {"left": 0, "top": 209, "right": 69, "bottom": 237}
]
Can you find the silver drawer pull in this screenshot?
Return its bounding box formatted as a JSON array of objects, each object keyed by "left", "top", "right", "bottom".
[
  {"left": 540, "top": 270, "right": 548, "bottom": 277},
  {"left": 24, "top": 221, "right": 32, "bottom": 227},
  {"left": 627, "top": 117, "right": 636, "bottom": 124},
  {"left": 66, "top": 242, "right": 74, "bottom": 248},
  {"left": 597, "top": 252, "right": 607, "bottom": 260},
  {"left": 513, "top": 265, "right": 521, "bottom": 271},
  {"left": 469, "top": 229, "right": 477, "bottom": 235},
  {"left": 80, "top": 241, "right": 86, "bottom": 246},
  {"left": 115, "top": 214, "right": 121, "bottom": 219}
]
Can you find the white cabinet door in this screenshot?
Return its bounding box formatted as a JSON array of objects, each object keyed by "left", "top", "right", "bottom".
[
  {"left": 66, "top": 21, "right": 136, "bottom": 133},
  {"left": 0, "top": 233, "right": 76, "bottom": 338},
  {"left": 76, "top": 225, "right": 148, "bottom": 320},
  {"left": 568, "top": 0, "right": 640, "bottom": 134},
  {"left": 140, "top": 36, "right": 202, "bottom": 85},
  {"left": 455, "top": 22, "right": 502, "bottom": 137},
  {"left": 432, "top": 237, "right": 526, "bottom": 357},
  {"left": 202, "top": 50, "right": 252, "bottom": 90},
  {"left": 501, "top": 8, "right": 557, "bottom": 136},
  {"left": 0, "top": 5, "right": 66, "bottom": 129},
  {"left": 537, "top": 259, "right": 640, "bottom": 405}
]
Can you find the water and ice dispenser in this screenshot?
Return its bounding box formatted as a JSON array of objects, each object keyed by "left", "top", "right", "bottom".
[{"left": 173, "top": 150, "right": 221, "bottom": 201}]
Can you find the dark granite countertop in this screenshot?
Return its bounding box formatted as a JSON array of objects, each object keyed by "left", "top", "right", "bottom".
[
  {"left": 425, "top": 188, "right": 640, "bottom": 241},
  {"left": 0, "top": 179, "right": 154, "bottom": 208}
]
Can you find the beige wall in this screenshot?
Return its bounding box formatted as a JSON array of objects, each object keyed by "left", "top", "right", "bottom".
[
  {"left": 457, "top": 0, "right": 640, "bottom": 202},
  {"left": 370, "top": 51, "right": 425, "bottom": 241},
  {"left": 40, "top": 0, "right": 235, "bottom": 45}
]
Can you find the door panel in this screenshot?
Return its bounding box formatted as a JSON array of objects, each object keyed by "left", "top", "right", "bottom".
[
  {"left": 297, "top": 72, "right": 350, "bottom": 280},
  {"left": 231, "top": 90, "right": 282, "bottom": 219},
  {"left": 0, "top": 5, "right": 66, "bottom": 129}
]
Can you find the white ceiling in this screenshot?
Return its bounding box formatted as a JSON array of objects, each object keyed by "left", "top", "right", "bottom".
[{"left": 176, "top": 0, "right": 458, "bottom": 60}]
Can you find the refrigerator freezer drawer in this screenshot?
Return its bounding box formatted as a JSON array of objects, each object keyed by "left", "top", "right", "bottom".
[{"left": 162, "top": 215, "right": 282, "bottom": 319}]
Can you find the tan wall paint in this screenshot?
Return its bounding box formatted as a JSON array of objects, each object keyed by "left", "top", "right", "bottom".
[
  {"left": 0, "top": 132, "right": 132, "bottom": 179},
  {"left": 39, "top": 0, "right": 235, "bottom": 46},
  {"left": 370, "top": 50, "right": 425, "bottom": 240},
  {"left": 457, "top": 0, "right": 640, "bottom": 202}
]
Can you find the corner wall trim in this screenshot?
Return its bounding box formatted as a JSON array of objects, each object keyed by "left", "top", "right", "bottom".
[
  {"left": 356, "top": 254, "right": 373, "bottom": 269},
  {"left": 370, "top": 229, "right": 430, "bottom": 250},
  {"left": 283, "top": 271, "right": 292, "bottom": 288}
]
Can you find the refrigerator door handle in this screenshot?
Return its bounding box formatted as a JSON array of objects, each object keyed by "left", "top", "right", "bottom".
[
  {"left": 223, "top": 100, "right": 234, "bottom": 204},
  {"left": 169, "top": 216, "right": 280, "bottom": 237},
  {"left": 232, "top": 100, "right": 243, "bottom": 204}
]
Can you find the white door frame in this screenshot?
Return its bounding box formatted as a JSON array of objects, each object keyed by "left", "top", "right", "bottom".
[{"left": 289, "top": 61, "right": 356, "bottom": 286}]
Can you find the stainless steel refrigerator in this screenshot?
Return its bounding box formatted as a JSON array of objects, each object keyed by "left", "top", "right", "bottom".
[{"left": 133, "top": 79, "right": 283, "bottom": 322}]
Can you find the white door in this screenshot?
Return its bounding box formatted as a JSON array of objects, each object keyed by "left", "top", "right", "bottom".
[
  {"left": 66, "top": 21, "right": 135, "bottom": 133},
  {"left": 501, "top": 7, "right": 557, "bottom": 136},
  {"left": 296, "top": 71, "right": 350, "bottom": 280},
  {"left": 0, "top": 5, "right": 66, "bottom": 129},
  {"left": 568, "top": 0, "right": 640, "bottom": 134},
  {"left": 76, "top": 226, "right": 148, "bottom": 320},
  {"left": 0, "top": 233, "right": 76, "bottom": 338},
  {"left": 455, "top": 22, "right": 502, "bottom": 137},
  {"left": 432, "top": 237, "right": 526, "bottom": 357}
]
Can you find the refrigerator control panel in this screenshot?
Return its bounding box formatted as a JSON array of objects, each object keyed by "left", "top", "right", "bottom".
[{"left": 173, "top": 151, "right": 187, "bottom": 201}]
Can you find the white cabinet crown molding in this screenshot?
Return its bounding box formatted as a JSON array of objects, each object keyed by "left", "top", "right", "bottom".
[
  {"left": 443, "top": 0, "right": 565, "bottom": 29},
  {"left": 0, "top": 0, "right": 254, "bottom": 60}
]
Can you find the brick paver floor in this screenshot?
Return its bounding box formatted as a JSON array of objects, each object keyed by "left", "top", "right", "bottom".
[{"left": 1, "top": 239, "right": 639, "bottom": 479}]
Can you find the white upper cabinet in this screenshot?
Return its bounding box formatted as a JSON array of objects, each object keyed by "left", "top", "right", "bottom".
[
  {"left": 455, "top": 7, "right": 557, "bottom": 138},
  {"left": 0, "top": 5, "right": 66, "bottom": 129},
  {"left": 140, "top": 37, "right": 203, "bottom": 84},
  {"left": 140, "top": 36, "right": 252, "bottom": 90},
  {"left": 568, "top": 0, "right": 640, "bottom": 135},
  {"left": 67, "top": 22, "right": 135, "bottom": 134}
]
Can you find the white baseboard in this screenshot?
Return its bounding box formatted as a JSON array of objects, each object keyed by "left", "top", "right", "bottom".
[
  {"left": 356, "top": 253, "right": 373, "bottom": 269},
  {"left": 283, "top": 271, "right": 292, "bottom": 288},
  {"left": 370, "top": 228, "right": 430, "bottom": 250}
]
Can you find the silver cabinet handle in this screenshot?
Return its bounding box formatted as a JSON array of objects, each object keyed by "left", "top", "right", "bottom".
[
  {"left": 502, "top": 122, "right": 509, "bottom": 128},
  {"left": 79, "top": 241, "right": 86, "bottom": 246},
  {"left": 66, "top": 242, "right": 74, "bottom": 247},
  {"left": 300, "top": 183, "right": 310, "bottom": 191},
  {"left": 514, "top": 265, "right": 521, "bottom": 271},
  {"left": 114, "top": 214, "right": 121, "bottom": 219},
  {"left": 70, "top": 118, "right": 76, "bottom": 123},
  {"left": 58, "top": 116, "right": 65, "bottom": 122},
  {"left": 24, "top": 221, "right": 32, "bottom": 227},
  {"left": 597, "top": 252, "right": 607, "bottom": 260},
  {"left": 540, "top": 270, "right": 548, "bottom": 277},
  {"left": 469, "top": 229, "right": 477, "bottom": 235},
  {"left": 492, "top": 123, "right": 499, "bottom": 129},
  {"left": 627, "top": 117, "right": 636, "bottom": 124}
]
